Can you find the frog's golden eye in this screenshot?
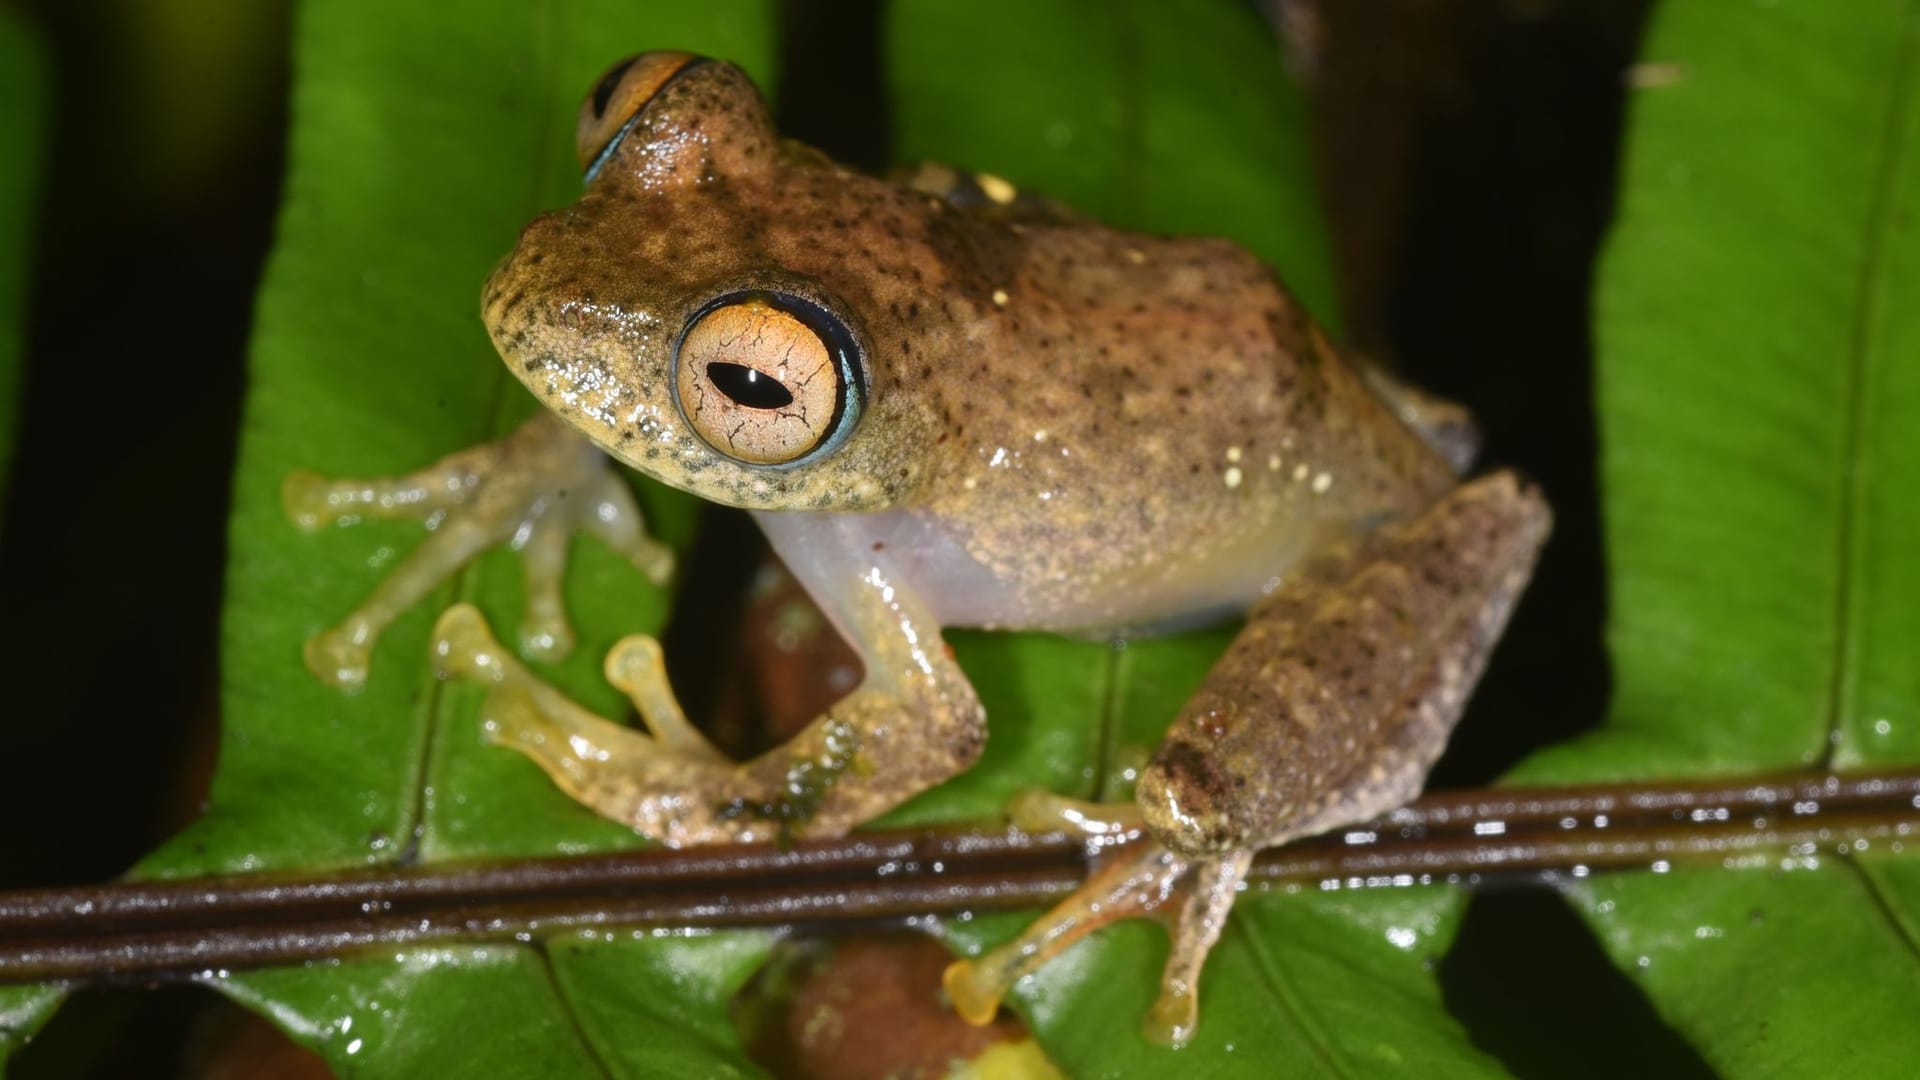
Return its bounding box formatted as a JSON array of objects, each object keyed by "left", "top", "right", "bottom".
[
  {"left": 673, "top": 291, "right": 866, "bottom": 467},
  {"left": 577, "top": 51, "right": 704, "bottom": 181}
]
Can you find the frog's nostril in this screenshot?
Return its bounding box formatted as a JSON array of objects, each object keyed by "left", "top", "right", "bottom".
[{"left": 706, "top": 362, "right": 794, "bottom": 410}]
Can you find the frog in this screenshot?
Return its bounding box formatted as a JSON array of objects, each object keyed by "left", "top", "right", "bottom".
[{"left": 285, "top": 51, "right": 1550, "bottom": 1046}]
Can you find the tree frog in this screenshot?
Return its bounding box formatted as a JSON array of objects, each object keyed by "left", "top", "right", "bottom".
[{"left": 286, "top": 52, "right": 1549, "bottom": 1046}]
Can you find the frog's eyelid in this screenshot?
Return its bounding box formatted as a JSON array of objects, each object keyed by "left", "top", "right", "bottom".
[
  {"left": 582, "top": 111, "right": 643, "bottom": 186},
  {"left": 579, "top": 55, "right": 710, "bottom": 185},
  {"left": 589, "top": 57, "right": 637, "bottom": 120}
]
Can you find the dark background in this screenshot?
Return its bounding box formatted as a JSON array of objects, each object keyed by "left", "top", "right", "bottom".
[{"left": 0, "top": 0, "right": 1710, "bottom": 1076}]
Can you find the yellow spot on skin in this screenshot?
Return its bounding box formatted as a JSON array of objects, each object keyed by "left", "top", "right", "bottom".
[
  {"left": 963, "top": 477, "right": 977, "bottom": 490},
  {"left": 1034, "top": 430, "right": 1048, "bottom": 442},
  {"left": 1224, "top": 466, "right": 1243, "bottom": 490},
  {"left": 1268, "top": 454, "right": 1282, "bottom": 471},
  {"left": 1225, "top": 446, "right": 1242, "bottom": 463},
  {"left": 1292, "top": 463, "right": 1310, "bottom": 482},
  {"left": 1125, "top": 248, "right": 1147, "bottom": 265},
  {"left": 977, "top": 172, "right": 1018, "bottom": 205},
  {"left": 992, "top": 288, "right": 1009, "bottom": 307},
  {"left": 1313, "top": 471, "right": 1333, "bottom": 494}
]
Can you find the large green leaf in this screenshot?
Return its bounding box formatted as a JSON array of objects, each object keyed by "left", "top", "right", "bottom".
[
  {"left": 0, "top": 11, "right": 55, "bottom": 1068},
  {"left": 889, "top": 2, "right": 1497, "bottom": 1075},
  {"left": 1513, "top": 1, "right": 1920, "bottom": 1074},
  {"left": 125, "top": 2, "right": 781, "bottom": 1075}
]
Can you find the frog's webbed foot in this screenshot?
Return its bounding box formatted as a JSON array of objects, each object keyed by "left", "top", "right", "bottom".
[
  {"left": 286, "top": 412, "right": 673, "bottom": 689},
  {"left": 433, "top": 604, "right": 751, "bottom": 844},
  {"left": 944, "top": 795, "right": 1250, "bottom": 1049},
  {"left": 433, "top": 603, "right": 981, "bottom": 846}
]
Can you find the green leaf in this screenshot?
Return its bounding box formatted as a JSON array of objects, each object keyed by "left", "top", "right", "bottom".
[
  {"left": 0, "top": 10, "right": 56, "bottom": 1067},
  {"left": 116, "top": 1, "right": 781, "bottom": 1075},
  {"left": 1514, "top": 1, "right": 1920, "bottom": 1073},
  {"left": 889, "top": 2, "right": 1498, "bottom": 1074}
]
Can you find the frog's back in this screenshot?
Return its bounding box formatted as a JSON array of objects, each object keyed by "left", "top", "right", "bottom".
[{"left": 894, "top": 212, "right": 1457, "bottom": 632}]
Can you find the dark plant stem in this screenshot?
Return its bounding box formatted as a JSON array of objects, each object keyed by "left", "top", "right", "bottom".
[{"left": 3, "top": 769, "right": 1916, "bottom": 984}]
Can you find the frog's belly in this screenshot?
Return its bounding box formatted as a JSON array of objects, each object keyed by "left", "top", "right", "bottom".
[{"left": 756, "top": 507, "right": 1321, "bottom": 636}]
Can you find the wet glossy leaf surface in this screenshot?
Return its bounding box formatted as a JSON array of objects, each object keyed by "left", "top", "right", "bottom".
[
  {"left": 122, "top": 2, "right": 778, "bottom": 1074},
  {"left": 1513, "top": 2, "right": 1920, "bottom": 1073}
]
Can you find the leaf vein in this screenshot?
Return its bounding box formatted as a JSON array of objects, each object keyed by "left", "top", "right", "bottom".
[
  {"left": 531, "top": 940, "right": 620, "bottom": 1080},
  {"left": 1237, "top": 922, "right": 1359, "bottom": 1079},
  {"left": 1822, "top": 0, "right": 1920, "bottom": 767}
]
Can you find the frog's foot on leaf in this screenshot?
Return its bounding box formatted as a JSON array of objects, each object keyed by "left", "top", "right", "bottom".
[
  {"left": 432, "top": 603, "right": 764, "bottom": 844},
  {"left": 285, "top": 411, "right": 674, "bottom": 689},
  {"left": 943, "top": 832, "right": 1251, "bottom": 1049},
  {"left": 434, "top": 601, "right": 985, "bottom": 846}
]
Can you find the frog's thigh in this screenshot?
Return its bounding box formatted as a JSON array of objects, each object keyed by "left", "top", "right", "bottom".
[{"left": 1139, "top": 469, "right": 1551, "bottom": 857}]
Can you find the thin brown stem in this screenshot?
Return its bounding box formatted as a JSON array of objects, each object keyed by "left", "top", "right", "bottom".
[{"left": 3, "top": 769, "right": 1916, "bottom": 984}]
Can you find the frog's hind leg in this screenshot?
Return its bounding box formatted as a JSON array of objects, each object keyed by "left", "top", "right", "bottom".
[
  {"left": 948, "top": 471, "right": 1550, "bottom": 1044},
  {"left": 942, "top": 826, "right": 1250, "bottom": 1049},
  {"left": 286, "top": 412, "right": 673, "bottom": 689},
  {"left": 1354, "top": 355, "right": 1481, "bottom": 475}
]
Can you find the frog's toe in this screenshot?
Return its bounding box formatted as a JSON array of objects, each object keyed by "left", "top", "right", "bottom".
[
  {"left": 290, "top": 413, "right": 676, "bottom": 690},
  {"left": 303, "top": 622, "right": 373, "bottom": 690},
  {"left": 516, "top": 510, "right": 578, "bottom": 662},
  {"left": 943, "top": 840, "right": 1249, "bottom": 1048},
  {"left": 1005, "top": 788, "right": 1142, "bottom": 842},
  {"left": 605, "top": 633, "right": 726, "bottom": 763},
  {"left": 580, "top": 468, "right": 677, "bottom": 586},
  {"left": 516, "top": 616, "right": 575, "bottom": 663},
  {"left": 281, "top": 469, "right": 332, "bottom": 531}
]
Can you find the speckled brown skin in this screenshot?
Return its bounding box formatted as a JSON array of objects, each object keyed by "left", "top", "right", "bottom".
[{"left": 1138, "top": 470, "right": 1551, "bottom": 857}]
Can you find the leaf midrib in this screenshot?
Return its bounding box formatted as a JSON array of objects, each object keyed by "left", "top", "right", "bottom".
[
  {"left": 402, "top": 0, "right": 575, "bottom": 864},
  {"left": 1822, "top": 0, "right": 1920, "bottom": 770},
  {"left": 1825, "top": 4, "right": 1920, "bottom": 963},
  {"left": 1238, "top": 924, "right": 1356, "bottom": 1079}
]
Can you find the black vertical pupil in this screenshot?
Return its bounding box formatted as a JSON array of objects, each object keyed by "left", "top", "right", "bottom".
[
  {"left": 591, "top": 58, "right": 636, "bottom": 118},
  {"left": 708, "top": 362, "right": 795, "bottom": 409}
]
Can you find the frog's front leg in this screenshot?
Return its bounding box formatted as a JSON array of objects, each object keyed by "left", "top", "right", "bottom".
[
  {"left": 434, "top": 514, "right": 986, "bottom": 845},
  {"left": 285, "top": 411, "right": 673, "bottom": 689},
  {"left": 946, "top": 471, "right": 1550, "bottom": 1046}
]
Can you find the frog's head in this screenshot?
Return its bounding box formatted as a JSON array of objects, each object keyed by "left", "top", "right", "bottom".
[{"left": 482, "top": 52, "right": 935, "bottom": 513}]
